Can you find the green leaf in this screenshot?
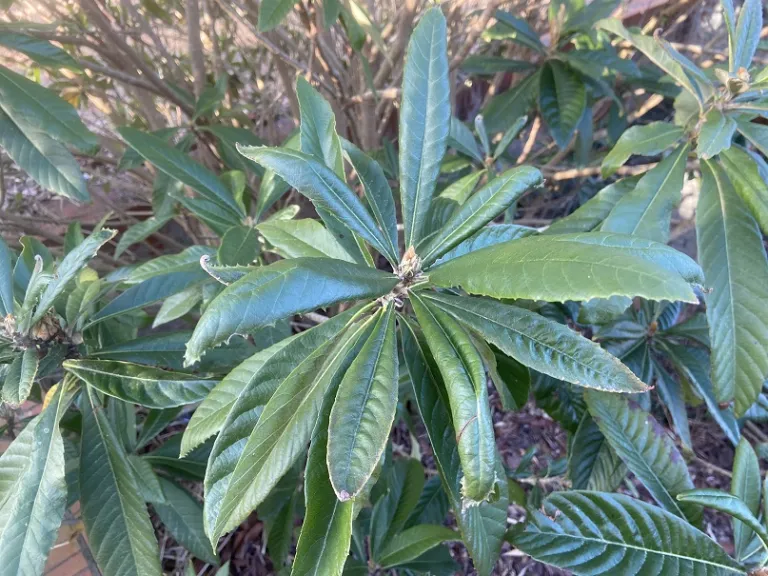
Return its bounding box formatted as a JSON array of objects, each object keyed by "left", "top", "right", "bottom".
[
  {"left": 448, "top": 117, "right": 483, "bottom": 163},
  {"left": 563, "top": 0, "right": 620, "bottom": 33},
  {"left": 1, "top": 347, "right": 38, "bottom": 406},
  {"left": 720, "top": 147, "right": 768, "bottom": 236},
  {"left": 64, "top": 359, "right": 217, "bottom": 408},
  {"left": 0, "top": 237, "right": 13, "bottom": 317},
  {"left": 584, "top": 390, "right": 699, "bottom": 522},
  {"left": 32, "top": 228, "right": 115, "bottom": 325},
  {"left": 0, "top": 32, "right": 79, "bottom": 68},
  {"left": 424, "top": 292, "right": 648, "bottom": 394},
  {"left": 601, "top": 122, "right": 684, "bottom": 177},
  {"left": 329, "top": 304, "right": 398, "bottom": 499},
  {"left": 678, "top": 489, "right": 768, "bottom": 552},
  {"left": 489, "top": 10, "right": 546, "bottom": 53},
  {"left": 697, "top": 160, "right": 768, "bottom": 415},
  {"left": 201, "top": 125, "right": 264, "bottom": 177},
  {"left": 539, "top": 60, "right": 586, "bottom": 148},
  {"left": 545, "top": 179, "right": 636, "bottom": 235},
  {"left": 601, "top": 143, "right": 690, "bottom": 243},
  {"left": 88, "top": 268, "right": 210, "bottom": 328},
  {"left": 257, "top": 219, "right": 355, "bottom": 262},
  {"left": 652, "top": 357, "right": 692, "bottom": 449},
  {"left": 494, "top": 115, "right": 528, "bottom": 160},
  {"left": 193, "top": 76, "right": 227, "bottom": 120},
  {"left": 399, "top": 319, "right": 508, "bottom": 576},
  {"left": 473, "top": 337, "right": 529, "bottom": 411},
  {"left": 399, "top": 7, "right": 450, "bottom": 248},
  {"left": 435, "top": 224, "right": 536, "bottom": 264},
  {"left": 514, "top": 491, "right": 746, "bottom": 575},
  {"left": 187, "top": 305, "right": 359, "bottom": 458},
  {"left": 80, "top": 387, "right": 161, "bottom": 576},
  {"left": 0, "top": 383, "right": 69, "bottom": 576},
  {"left": 697, "top": 109, "right": 737, "bottom": 159},
  {"left": 732, "top": 0, "right": 762, "bottom": 71},
  {"left": 461, "top": 56, "right": 536, "bottom": 76},
  {"left": 237, "top": 147, "right": 394, "bottom": 263},
  {"left": 341, "top": 139, "right": 399, "bottom": 258},
  {"left": 660, "top": 342, "right": 740, "bottom": 446},
  {"left": 185, "top": 258, "right": 396, "bottom": 365},
  {"left": 369, "top": 457, "right": 425, "bottom": 556},
  {"left": 378, "top": 525, "right": 456, "bottom": 568},
  {"left": 153, "top": 478, "right": 219, "bottom": 565},
  {"left": 419, "top": 166, "right": 542, "bottom": 265},
  {"left": 115, "top": 216, "right": 171, "bottom": 259},
  {"left": 217, "top": 225, "right": 259, "bottom": 266},
  {"left": 736, "top": 119, "right": 768, "bottom": 158},
  {"left": 297, "top": 76, "right": 344, "bottom": 178},
  {"left": 118, "top": 127, "right": 244, "bottom": 220},
  {"left": 258, "top": 0, "right": 296, "bottom": 32},
  {"left": 731, "top": 438, "right": 761, "bottom": 561},
  {"left": 429, "top": 232, "right": 699, "bottom": 303},
  {"left": 291, "top": 360, "right": 354, "bottom": 576},
  {"left": 0, "top": 106, "right": 87, "bottom": 201},
  {"left": 152, "top": 286, "right": 201, "bottom": 328},
  {"left": 0, "top": 65, "right": 97, "bottom": 152},
  {"left": 206, "top": 315, "right": 374, "bottom": 543},
  {"left": 597, "top": 18, "right": 712, "bottom": 102},
  {"left": 126, "top": 246, "right": 214, "bottom": 283},
  {"left": 482, "top": 71, "right": 539, "bottom": 134},
  {"left": 569, "top": 414, "right": 626, "bottom": 491},
  {"left": 127, "top": 454, "right": 165, "bottom": 503},
  {"left": 410, "top": 293, "right": 497, "bottom": 504}
]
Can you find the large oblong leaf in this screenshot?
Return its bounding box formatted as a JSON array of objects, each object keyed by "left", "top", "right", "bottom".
[
  {"left": 291, "top": 359, "right": 354, "bottom": 576},
  {"left": 0, "top": 107, "right": 87, "bottom": 201},
  {"left": 185, "top": 258, "right": 397, "bottom": 365},
  {"left": 601, "top": 143, "right": 690, "bottom": 244},
  {"left": 342, "top": 139, "right": 399, "bottom": 258},
  {"left": 731, "top": 438, "right": 761, "bottom": 561},
  {"left": 0, "top": 65, "right": 97, "bottom": 153},
  {"left": 378, "top": 525, "right": 457, "bottom": 568},
  {"left": 601, "top": 122, "right": 684, "bottom": 177},
  {"left": 2, "top": 347, "right": 39, "bottom": 406},
  {"left": 720, "top": 147, "right": 768, "bottom": 237},
  {"left": 410, "top": 293, "right": 496, "bottom": 504},
  {"left": 399, "top": 318, "right": 508, "bottom": 576},
  {"left": 32, "top": 228, "right": 116, "bottom": 325},
  {"left": 118, "top": 127, "right": 244, "bottom": 220},
  {"left": 64, "top": 359, "right": 217, "bottom": 408},
  {"left": 206, "top": 315, "right": 375, "bottom": 544},
  {"left": 0, "top": 237, "right": 13, "bottom": 317},
  {"left": 514, "top": 491, "right": 745, "bottom": 575},
  {"left": 423, "top": 292, "right": 648, "bottom": 393},
  {"left": 182, "top": 307, "right": 359, "bottom": 456},
  {"left": 568, "top": 415, "right": 626, "bottom": 492},
  {"left": 539, "top": 60, "right": 586, "bottom": 149},
  {"left": 0, "top": 384, "right": 70, "bottom": 576},
  {"left": 677, "top": 489, "right": 768, "bottom": 552},
  {"left": 419, "top": 166, "right": 542, "bottom": 265},
  {"left": 153, "top": 478, "right": 219, "bottom": 565},
  {"left": 237, "top": 146, "right": 393, "bottom": 262},
  {"left": 697, "top": 160, "right": 768, "bottom": 415},
  {"left": 584, "top": 390, "right": 699, "bottom": 522},
  {"left": 435, "top": 224, "right": 536, "bottom": 264},
  {"left": 428, "top": 233, "right": 699, "bottom": 303},
  {"left": 399, "top": 7, "right": 450, "bottom": 248},
  {"left": 328, "top": 304, "right": 398, "bottom": 499},
  {"left": 544, "top": 178, "right": 637, "bottom": 235},
  {"left": 80, "top": 387, "right": 161, "bottom": 576},
  {"left": 257, "top": 219, "right": 355, "bottom": 262}
]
